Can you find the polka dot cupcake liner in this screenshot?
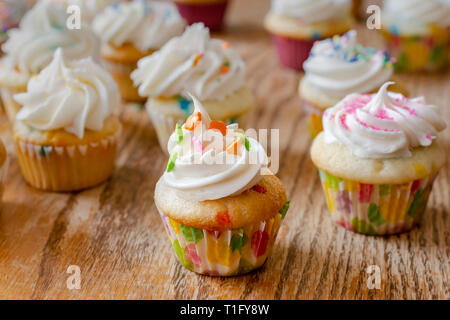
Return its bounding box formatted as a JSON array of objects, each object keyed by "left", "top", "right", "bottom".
[
  {"left": 156, "top": 206, "right": 287, "bottom": 276},
  {"left": 318, "top": 170, "right": 439, "bottom": 235}
]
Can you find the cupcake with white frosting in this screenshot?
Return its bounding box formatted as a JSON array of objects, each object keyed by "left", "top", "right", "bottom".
[
  {"left": 12, "top": 48, "right": 121, "bottom": 192},
  {"left": 93, "top": 1, "right": 186, "bottom": 102},
  {"left": 381, "top": 0, "right": 450, "bottom": 72},
  {"left": 299, "top": 30, "right": 408, "bottom": 138},
  {"left": 311, "top": 82, "right": 447, "bottom": 235},
  {"left": 264, "top": 0, "right": 354, "bottom": 70},
  {"left": 155, "top": 96, "right": 288, "bottom": 276},
  {"left": 0, "top": 1, "right": 99, "bottom": 122},
  {"left": 131, "top": 23, "right": 254, "bottom": 151}
]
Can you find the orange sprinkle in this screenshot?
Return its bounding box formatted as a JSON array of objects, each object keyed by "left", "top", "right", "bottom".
[
  {"left": 208, "top": 120, "right": 227, "bottom": 136},
  {"left": 193, "top": 53, "right": 204, "bottom": 67},
  {"left": 223, "top": 42, "right": 231, "bottom": 49},
  {"left": 220, "top": 65, "right": 229, "bottom": 74},
  {"left": 185, "top": 112, "right": 202, "bottom": 131},
  {"left": 226, "top": 137, "right": 242, "bottom": 156}
]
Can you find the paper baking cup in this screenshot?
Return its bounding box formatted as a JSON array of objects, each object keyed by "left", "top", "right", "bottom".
[
  {"left": 1, "top": 87, "right": 24, "bottom": 123},
  {"left": 147, "top": 107, "right": 250, "bottom": 153},
  {"left": 14, "top": 130, "right": 120, "bottom": 192},
  {"left": 174, "top": 1, "right": 228, "bottom": 31},
  {"left": 302, "top": 99, "right": 324, "bottom": 139},
  {"left": 381, "top": 27, "right": 449, "bottom": 72},
  {"left": 157, "top": 206, "right": 286, "bottom": 276},
  {"left": 318, "top": 170, "right": 438, "bottom": 235},
  {"left": 102, "top": 59, "right": 144, "bottom": 102},
  {"left": 271, "top": 34, "right": 316, "bottom": 71}
]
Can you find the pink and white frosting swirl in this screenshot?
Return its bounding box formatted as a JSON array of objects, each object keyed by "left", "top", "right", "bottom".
[
  {"left": 323, "top": 82, "right": 447, "bottom": 159},
  {"left": 163, "top": 96, "right": 267, "bottom": 201}
]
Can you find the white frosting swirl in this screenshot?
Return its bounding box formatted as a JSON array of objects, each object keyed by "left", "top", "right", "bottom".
[
  {"left": 383, "top": 0, "right": 450, "bottom": 34},
  {"left": 163, "top": 95, "right": 268, "bottom": 201},
  {"left": 323, "top": 82, "right": 447, "bottom": 159},
  {"left": 131, "top": 23, "right": 245, "bottom": 101},
  {"left": 14, "top": 48, "right": 120, "bottom": 139},
  {"left": 303, "top": 30, "right": 394, "bottom": 98},
  {"left": 93, "top": 1, "right": 186, "bottom": 52},
  {"left": 0, "top": 1, "right": 99, "bottom": 84},
  {"left": 271, "top": 0, "right": 351, "bottom": 23}
]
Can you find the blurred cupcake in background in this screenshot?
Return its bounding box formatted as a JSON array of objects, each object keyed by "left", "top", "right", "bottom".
[
  {"left": 51, "top": 0, "right": 119, "bottom": 22},
  {"left": 0, "top": 1, "right": 99, "bottom": 123},
  {"left": 299, "top": 30, "right": 408, "bottom": 138},
  {"left": 12, "top": 48, "right": 121, "bottom": 192},
  {"left": 172, "top": 0, "right": 229, "bottom": 31},
  {"left": 264, "top": 0, "right": 354, "bottom": 71},
  {"left": 131, "top": 23, "right": 254, "bottom": 152},
  {"left": 381, "top": 0, "right": 450, "bottom": 72},
  {"left": 93, "top": 1, "right": 186, "bottom": 102},
  {"left": 311, "top": 82, "right": 447, "bottom": 235},
  {"left": 155, "top": 97, "right": 289, "bottom": 276},
  {"left": 0, "top": 0, "right": 33, "bottom": 49},
  {"left": 351, "top": 0, "right": 363, "bottom": 20},
  {"left": 0, "top": 139, "right": 7, "bottom": 202}
]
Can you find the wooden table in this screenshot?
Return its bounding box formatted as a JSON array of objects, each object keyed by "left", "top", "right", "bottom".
[{"left": 0, "top": 0, "right": 448, "bottom": 300}]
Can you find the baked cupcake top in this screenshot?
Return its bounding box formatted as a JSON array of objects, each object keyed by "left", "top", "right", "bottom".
[
  {"left": 302, "top": 30, "right": 394, "bottom": 101},
  {"left": 14, "top": 48, "right": 120, "bottom": 139},
  {"left": 0, "top": 1, "right": 99, "bottom": 88},
  {"left": 131, "top": 23, "right": 245, "bottom": 101},
  {"left": 270, "top": 0, "right": 351, "bottom": 23},
  {"left": 383, "top": 0, "right": 450, "bottom": 35},
  {"left": 92, "top": 1, "right": 186, "bottom": 52}
]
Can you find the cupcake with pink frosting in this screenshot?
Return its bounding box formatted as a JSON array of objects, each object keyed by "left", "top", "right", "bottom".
[{"left": 311, "top": 82, "right": 447, "bottom": 235}]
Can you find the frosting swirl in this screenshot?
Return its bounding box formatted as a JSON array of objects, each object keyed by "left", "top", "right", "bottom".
[
  {"left": 323, "top": 82, "right": 447, "bottom": 159},
  {"left": 383, "top": 0, "right": 450, "bottom": 34},
  {"left": 163, "top": 95, "right": 268, "bottom": 201},
  {"left": 0, "top": 1, "right": 99, "bottom": 86},
  {"left": 14, "top": 48, "right": 120, "bottom": 139},
  {"left": 131, "top": 23, "right": 245, "bottom": 101},
  {"left": 303, "top": 30, "right": 394, "bottom": 99},
  {"left": 93, "top": 1, "right": 186, "bottom": 52},
  {"left": 271, "top": 0, "right": 351, "bottom": 23}
]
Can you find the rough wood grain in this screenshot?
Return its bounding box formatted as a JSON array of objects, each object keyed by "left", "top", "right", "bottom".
[{"left": 0, "top": 0, "right": 448, "bottom": 300}]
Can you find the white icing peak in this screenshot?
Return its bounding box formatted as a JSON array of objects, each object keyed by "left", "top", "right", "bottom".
[
  {"left": 323, "top": 82, "right": 447, "bottom": 159},
  {"left": 131, "top": 23, "right": 245, "bottom": 101},
  {"left": 163, "top": 95, "right": 268, "bottom": 201},
  {"left": 14, "top": 48, "right": 120, "bottom": 139},
  {"left": 303, "top": 30, "right": 394, "bottom": 98},
  {"left": 271, "top": 0, "right": 351, "bottom": 23},
  {"left": 92, "top": 1, "right": 186, "bottom": 52}
]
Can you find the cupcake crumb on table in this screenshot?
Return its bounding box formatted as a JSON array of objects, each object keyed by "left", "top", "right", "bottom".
[{"left": 311, "top": 82, "right": 447, "bottom": 235}]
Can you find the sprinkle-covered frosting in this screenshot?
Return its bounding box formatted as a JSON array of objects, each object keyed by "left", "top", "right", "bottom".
[
  {"left": 92, "top": 1, "right": 186, "bottom": 52},
  {"left": 162, "top": 95, "right": 268, "bottom": 201},
  {"left": 131, "top": 23, "right": 245, "bottom": 101},
  {"left": 323, "top": 82, "right": 447, "bottom": 159},
  {"left": 303, "top": 30, "right": 394, "bottom": 99},
  {"left": 14, "top": 48, "right": 120, "bottom": 139},
  {"left": 271, "top": 0, "right": 351, "bottom": 23},
  {"left": 0, "top": 1, "right": 99, "bottom": 86},
  {"left": 383, "top": 0, "right": 450, "bottom": 35}
]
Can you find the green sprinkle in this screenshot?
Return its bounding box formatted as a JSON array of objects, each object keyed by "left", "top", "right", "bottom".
[
  {"left": 223, "top": 61, "right": 230, "bottom": 67},
  {"left": 176, "top": 123, "right": 183, "bottom": 144},
  {"left": 135, "top": 103, "right": 143, "bottom": 111},
  {"left": 279, "top": 200, "right": 290, "bottom": 219},
  {"left": 166, "top": 152, "right": 177, "bottom": 172},
  {"left": 236, "top": 133, "right": 250, "bottom": 151},
  {"left": 39, "top": 145, "right": 52, "bottom": 157}
]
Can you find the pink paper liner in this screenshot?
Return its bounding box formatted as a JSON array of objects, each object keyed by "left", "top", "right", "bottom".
[
  {"left": 271, "top": 34, "right": 316, "bottom": 71},
  {"left": 174, "top": 1, "right": 228, "bottom": 31}
]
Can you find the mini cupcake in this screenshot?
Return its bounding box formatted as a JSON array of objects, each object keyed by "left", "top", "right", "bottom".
[
  {"left": 299, "top": 30, "right": 408, "bottom": 138},
  {"left": 381, "top": 0, "right": 450, "bottom": 72},
  {"left": 172, "top": 0, "right": 228, "bottom": 31},
  {"left": 0, "top": 1, "right": 99, "bottom": 123},
  {"left": 264, "top": 0, "right": 354, "bottom": 70},
  {"left": 0, "top": 139, "right": 7, "bottom": 202},
  {"left": 93, "top": 1, "right": 186, "bottom": 102},
  {"left": 155, "top": 96, "right": 289, "bottom": 276},
  {"left": 311, "top": 82, "right": 447, "bottom": 235},
  {"left": 131, "top": 23, "right": 254, "bottom": 151},
  {"left": 12, "top": 48, "right": 121, "bottom": 192}
]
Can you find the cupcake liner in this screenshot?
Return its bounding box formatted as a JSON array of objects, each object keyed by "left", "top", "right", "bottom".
[
  {"left": 102, "top": 59, "right": 144, "bottom": 102},
  {"left": 271, "top": 34, "right": 316, "bottom": 71},
  {"left": 157, "top": 205, "right": 285, "bottom": 276},
  {"left": 14, "top": 129, "right": 120, "bottom": 192},
  {"left": 318, "top": 169, "right": 438, "bottom": 235},
  {"left": 381, "top": 28, "right": 449, "bottom": 72},
  {"left": 302, "top": 99, "right": 324, "bottom": 139},
  {"left": 174, "top": 1, "right": 228, "bottom": 31},
  {"left": 147, "top": 106, "right": 250, "bottom": 153},
  {"left": 1, "top": 87, "right": 25, "bottom": 123}
]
